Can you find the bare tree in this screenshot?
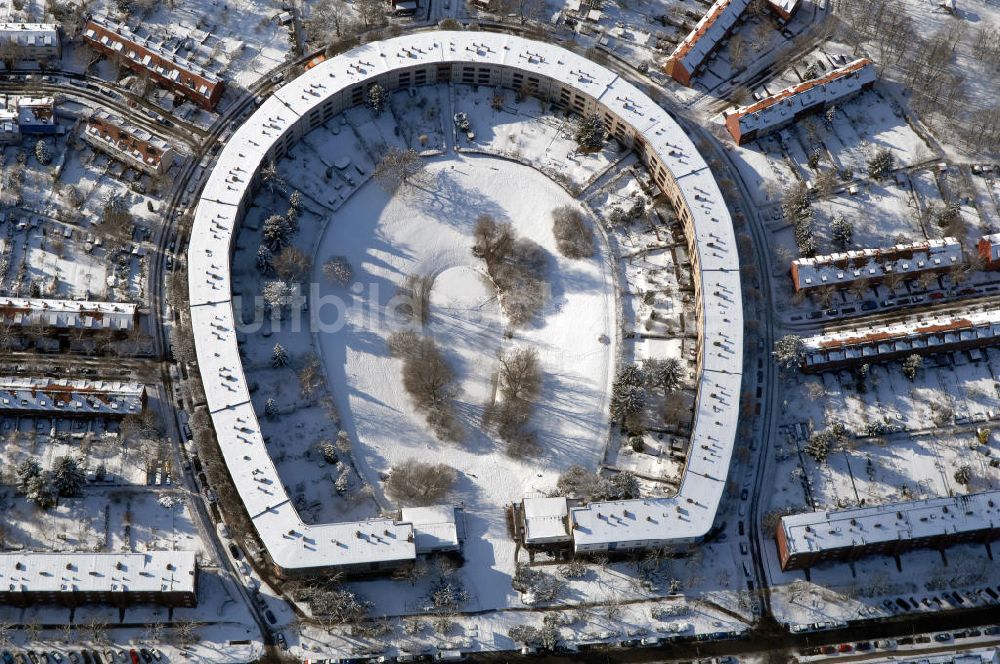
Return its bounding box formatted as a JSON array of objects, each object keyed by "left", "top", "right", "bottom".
[
  {"left": 385, "top": 459, "right": 457, "bottom": 505},
  {"left": 273, "top": 246, "right": 312, "bottom": 282},
  {"left": 373, "top": 147, "right": 426, "bottom": 192}
]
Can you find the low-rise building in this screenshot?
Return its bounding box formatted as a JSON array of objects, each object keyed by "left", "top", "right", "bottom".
[
  {"left": 15, "top": 96, "right": 57, "bottom": 135},
  {"left": 0, "top": 551, "right": 197, "bottom": 607},
  {"left": 0, "top": 377, "right": 146, "bottom": 416},
  {"left": 82, "top": 16, "right": 224, "bottom": 110},
  {"left": 521, "top": 497, "right": 572, "bottom": 546},
  {"left": 83, "top": 110, "right": 174, "bottom": 176},
  {"left": 977, "top": 233, "right": 1000, "bottom": 269},
  {"left": 724, "top": 58, "right": 877, "bottom": 144},
  {"left": 0, "top": 23, "right": 61, "bottom": 62},
  {"left": 789, "top": 237, "right": 962, "bottom": 293},
  {"left": 776, "top": 491, "right": 1000, "bottom": 570},
  {"left": 0, "top": 108, "right": 18, "bottom": 144},
  {"left": 400, "top": 506, "right": 465, "bottom": 554},
  {"left": 800, "top": 309, "right": 1000, "bottom": 373},
  {"left": 0, "top": 298, "right": 137, "bottom": 331},
  {"left": 665, "top": 0, "right": 751, "bottom": 87}
]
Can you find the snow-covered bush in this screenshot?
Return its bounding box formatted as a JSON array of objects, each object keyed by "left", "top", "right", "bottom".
[
  {"left": 867, "top": 148, "right": 894, "bottom": 180},
  {"left": 272, "top": 343, "right": 289, "bottom": 368},
  {"left": 323, "top": 256, "right": 353, "bottom": 287},
  {"left": 772, "top": 334, "right": 806, "bottom": 371},
  {"left": 385, "top": 458, "right": 457, "bottom": 506},
  {"left": 551, "top": 205, "right": 594, "bottom": 259},
  {"left": 34, "top": 139, "right": 51, "bottom": 166}
]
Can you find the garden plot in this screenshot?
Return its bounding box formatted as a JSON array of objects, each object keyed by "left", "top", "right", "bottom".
[
  {"left": 832, "top": 91, "right": 933, "bottom": 171},
  {"left": 969, "top": 172, "right": 1000, "bottom": 234},
  {"left": 772, "top": 352, "right": 1000, "bottom": 517},
  {"left": 0, "top": 429, "right": 150, "bottom": 487},
  {"left": 728, "top": 133, "right": 799, "bottom": 208},
  {"left": 389, "top": 86, "right": 448, "bottom": 153},
  {"left": 0, "top": 489, "right": 203, "bottom": 555},
  {"left": 812, "top": 183, "right": 924, "bottom": 250},
  {"left": 453, "top": 84, "right": 619, "bottom": 193}
]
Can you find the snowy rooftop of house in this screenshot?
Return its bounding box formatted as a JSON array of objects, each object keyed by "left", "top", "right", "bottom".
[
  {"left": 769, "top": 0, "right": 799, "bottom": 14},
  {"left": 189, "top": 32, "right": 741, "bottom": 567},
  {"left": 522, "top": 497, "right": 571, "bottom": 543},
  {"left": 792, "top": 237, "right": 962, "bottom": 290},
  {"left": 0, "top": 297, "right": 136, "bottom": 329},
  {"left": 400, "top": 506, "right": 464, "bottom": 553},
  {"left": 779, "top": 491, "right": 1000, "bottom": 556},
  {"left": 83, "top": 16, "right": 220, "bottom": 87},
  {"left": 802, "top": 308, "right": 1000, "bottom": 364},
  {"left": 728, "top": 59, "right": 876, "bottom": 135},
  {"left": 861, "top": 649, "right": 999, "bottom": 664},
  {"left": 0, "top": 23, "right": 59, "bottom": 47},
  {"left": 0, "top": 551, "right": 196, "bottom": 595},
  {"left": 0, "top": 377, "right": 144, "bottom": 415},
  {"left": 667, "top": 0, "right": 751, "bottom": 75}
]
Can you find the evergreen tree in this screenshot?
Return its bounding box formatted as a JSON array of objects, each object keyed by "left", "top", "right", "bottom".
[
  {"left": 25, "top": 472, "right": 56, "bottom": 509},
  {"left": 272, "top": 343, "right": 289, "bottom": 368},
  {"left": 645, "top": 357, "right": 682, "bottom": 392},
  {"left": 574, "top": 113, "right": 606, "bottom": 151},
  {"left": 262, "top": 215, "right": 292, "bottom": 250},
  {"left": 868, "top": 148, "right": 894, "bottom": 180},
  {"left": 264, "top": 398, "right": 279, "bottom": 419},
  {"left": 52, "top": 456, "right": 84, "bottom": 497},
  {"left": 34, "top": 139, "right": 51, "bottom": 166},
  {"left": 831, "top": 215, "right": 853, "bottom": 250},
  {"left": 256, "top": 245, "right": 273, "bottom": 275},
  {"left": 367, "top": 83, "right": 386, "bottom": 116},
  {"left": 15, "top": 459, "right": 42, "bottom": 494}
]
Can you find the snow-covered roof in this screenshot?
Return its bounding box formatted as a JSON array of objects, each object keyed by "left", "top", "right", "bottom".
[
  {"left": 0, "top": 297, "right": 137, "bottom": 330},
  {"left": 802, "top": 308, "right": 1000, "bottom": 371},
  {"left": 522, "top": 497, "right": 571, "bottom": 543},
  {"left": 82, "top": 16, "right": 221, "bottom": 98},
  {"left": 0, "top": 551, "right": 196, "bottom": 597},
  {"left": 84, "top": 109, "right": 173, "bottom": 173},
  {"left": 400, "top": 506, "right": 464, "bottom": 553},
  {"left": 727, "top": 59, "right": 876, "bottom": 139},
  {"left": 0, "top": 377, "right": 145, "bottom": 415},
  {"left": 860, "top": 650, "right": 999, "bottom": 664},
  {"left": 0, "top": 23, "right": 59, "bottom": 54},
  {"left": 791, "top": 237, "right": 962, "bottom": 292},
  {"left": 189, "top": 31, "right": 741, "bottom": 569},
  {"left": 666, "top": 0, "right": 751, "bottom": 78},
  {"left": 14, "top": 96, "right": 55, "bottom": 127},
  {"left": 779, "top": 491, "right": 1000, "bottom": 562}
]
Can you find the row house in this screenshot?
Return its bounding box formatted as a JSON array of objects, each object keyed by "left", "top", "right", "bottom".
[
  {"left": 0, "top": 551, "right": 197, "bottom": 608},
  {"left": 800, "top": 309, "right": 1000, "bottom": 373},
  {"left": 664, "top": 0, "right": 802, "bottom": 86},
  {"left": 82, "top": 16, "right": 224, "bottom": 110},
  {"left": 790, "top": 237, "right": 962, "bottom": 293},
  {"left": 725, "top": 58, "right": 877, "bottom": 144},
  {"left": 0, "top": 297, "right": 138, "bottom": 331},
  {"left": 0, "top": 377, "right": 146, "bottom": 417},
  {"left": 777, "top": 491, "right": 1000, "bottom": 570},
  {"left": 83, "top": 110, "right": 174, "bottom": 176},
  {"left": 0, "top": 23, "right": 60, "bottom": 61}
]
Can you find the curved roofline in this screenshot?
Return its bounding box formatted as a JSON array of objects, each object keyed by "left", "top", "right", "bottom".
[{"left": 188, "top": 31, "right": 743, "bottom": 572}]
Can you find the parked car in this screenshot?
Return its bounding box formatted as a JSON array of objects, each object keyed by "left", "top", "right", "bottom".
[{"left": 934, "top": 633, "right": 952, "bottom": 643}]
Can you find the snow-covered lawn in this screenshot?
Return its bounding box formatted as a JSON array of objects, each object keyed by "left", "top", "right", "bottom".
[{"left": 312, "top": 153, "right": 615, "bottom": 611}]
